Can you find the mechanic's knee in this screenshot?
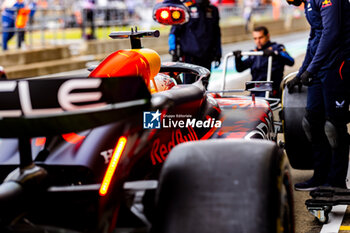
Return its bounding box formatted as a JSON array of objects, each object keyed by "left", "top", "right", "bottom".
[
  {"left": 302, "top": 111, "right": 325, "bottom": 142},
  {"left": 324, "top": 120, "right": 338, "bottom": 148},
  {"left": 302, "top": 116, "right": 312, "bottom": 142}
]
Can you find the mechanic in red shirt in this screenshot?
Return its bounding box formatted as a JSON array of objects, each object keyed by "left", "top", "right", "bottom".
[{"left": 287, "top": 0, "right": 350, "bottom": 190}]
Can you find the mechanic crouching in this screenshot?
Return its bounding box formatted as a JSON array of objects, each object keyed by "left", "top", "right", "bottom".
[
  {"left": 168, "top": 0, "right": 222, "bottom": 84},
  {"left": 233, "top": 26, "right": 295, "bottom": 98},
  {"left": 287, "top": 0, "right": 350, "bottom": 190}
]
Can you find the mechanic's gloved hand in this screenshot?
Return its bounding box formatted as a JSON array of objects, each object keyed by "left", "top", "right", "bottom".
[
  {"left": 169, "top": 50, "right": 179, "bottom": 62},
  {"left": 233, "top": 50, "right": 242, "bottom": 59},
  {"left": 213, "top": 58, "right": 221, "bottom": 68},
  {"left": 286, "top": 75, "right": 302, "bottom": 93},
  {"left": 300, "top": 70, "right": 313, "bottom": 86},
  {"left": 263, "top": 48, "right": 277, "bottom": 57}
]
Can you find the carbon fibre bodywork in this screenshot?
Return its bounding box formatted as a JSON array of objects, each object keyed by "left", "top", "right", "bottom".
[
  {"left": 0, "top": 73, "right": 276, "bottom": 231},
  {"left": 0, "top": 30, "right": 278, "bottom": 231}
]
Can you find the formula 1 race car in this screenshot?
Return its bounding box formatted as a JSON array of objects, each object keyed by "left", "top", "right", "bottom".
[{"left": 0, "top": 4, "right": 295, "bottom": 233}]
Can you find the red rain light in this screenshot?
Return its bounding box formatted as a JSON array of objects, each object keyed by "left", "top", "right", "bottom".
[
  {"left": 153, "top": 6, "right": 189, "bottom": 25},
  {"left": 99, "top": 136, "right": 127, "bottom": 196}
]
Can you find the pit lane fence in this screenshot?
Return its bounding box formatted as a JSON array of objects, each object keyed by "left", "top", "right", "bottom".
[{"left": 0, "top": 4, "right": 305, "bottom": 49}]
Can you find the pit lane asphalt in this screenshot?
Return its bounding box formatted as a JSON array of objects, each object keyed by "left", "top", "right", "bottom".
[
  {"left": 290, "top": 143, "right": 350, "bottom": 233},
  {"left": 38, "top": 31, "right": 350, "bottom": 233}
]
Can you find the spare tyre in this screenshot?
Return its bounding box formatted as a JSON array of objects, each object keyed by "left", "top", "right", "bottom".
[{"left": 281, "top": 86, "right": 313, "bottom": 169}]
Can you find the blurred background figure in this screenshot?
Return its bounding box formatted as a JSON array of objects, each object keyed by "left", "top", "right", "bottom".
[
  {"left": 272, "top": 0, "right": 281, "bottom": 20},
  {"left": 125, "top": 0, "right": 137, "bottom": 19},
  {"left": 1, "top": 0, "right": 24, "bottom": 50},
  {"left": 168, "top": 0, "right": 222, "bottom": 84},
  {"left": 82, "top": 0, "right": 96, "bottom": 40},
  {"left": 28, "top": 0, "right": 37, "bottom": 25},
  {"left": 243, "top": 0, "right": 253, "bottom": 32},
  {"left": 15, "top": 5, "right": 30, "bottom": 49}
]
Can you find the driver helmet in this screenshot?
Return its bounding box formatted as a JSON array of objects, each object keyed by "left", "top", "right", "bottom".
[{"left": 150, "top": 73, "right": 176, "bottom": 94}]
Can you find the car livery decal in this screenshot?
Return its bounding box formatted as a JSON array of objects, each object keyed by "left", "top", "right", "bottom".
[{"left": 151, "top": 127, "right": 198, "bottom": 165}]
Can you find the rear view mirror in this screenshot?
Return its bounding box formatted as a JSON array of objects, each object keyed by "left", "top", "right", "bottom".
[{"left": 153, "top": 1, "right": 189, "bottom": 25}]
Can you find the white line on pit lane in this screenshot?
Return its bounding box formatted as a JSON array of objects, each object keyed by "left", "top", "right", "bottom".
[{"left": 320, "top": 205, "right": 347, "bottom": 233}]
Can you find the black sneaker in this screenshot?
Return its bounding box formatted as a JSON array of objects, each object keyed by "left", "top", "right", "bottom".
[{"left": 294, "top": 178, "right": 323, "bottom": 191}]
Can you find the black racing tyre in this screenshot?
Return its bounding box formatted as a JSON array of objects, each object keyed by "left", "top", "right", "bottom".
[
  {"left": 280, "top": 156, "right": 295, "bottom": 233},
  {"left": 152, "top": 139, "right": 294, "bottom": 233},
  {"left": 281, "top": 86, "right": 313, "bottom": 169}
]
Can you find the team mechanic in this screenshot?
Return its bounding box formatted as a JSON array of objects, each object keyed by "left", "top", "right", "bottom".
[
  {"left": 233, "top": 26, "right": 295, "bottom": 97},
  {"left": 168, "top": 0, "right": 222, "bottom": 84},
  {"left": 287, "top": 0, "right": 350, "bottom": 190}
]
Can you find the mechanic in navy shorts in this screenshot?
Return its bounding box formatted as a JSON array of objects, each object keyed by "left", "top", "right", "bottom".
[
  {"left": 287, "top": 0, "right": 350, "bottom": 190},
  {"left": 233, "top": 26, "right": 295, "bottom": 98},
  {"left": 168, "top": 0, "right": 222, "bottom": 84}
]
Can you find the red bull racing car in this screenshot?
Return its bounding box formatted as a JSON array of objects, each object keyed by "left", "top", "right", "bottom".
[{"left": 0, "top": 3, "right": 299, "bottom": 233}]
